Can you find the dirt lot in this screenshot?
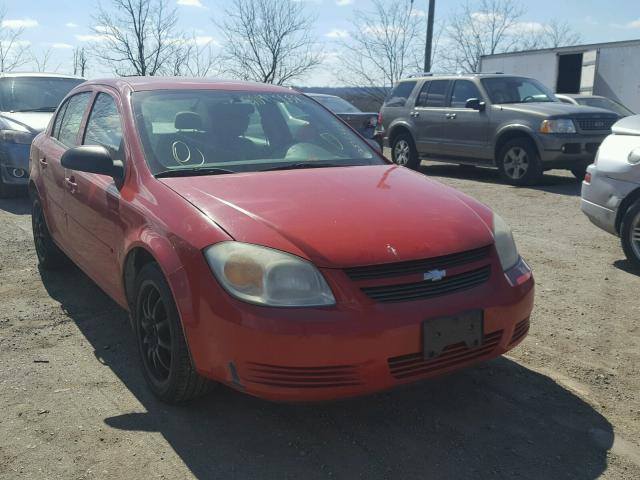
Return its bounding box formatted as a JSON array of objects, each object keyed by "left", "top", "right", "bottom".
[{"left": 1, "top": 163, "right": 639, "bottom": 479}]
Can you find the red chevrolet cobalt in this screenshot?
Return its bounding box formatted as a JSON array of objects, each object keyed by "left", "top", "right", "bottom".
[{"left": 29, "top": 78, "right": 534, "bottom": 403}]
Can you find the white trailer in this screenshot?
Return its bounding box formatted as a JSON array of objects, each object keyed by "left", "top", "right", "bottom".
[{"left": 479, "top": 39, "right": 640, "bottom": 113}]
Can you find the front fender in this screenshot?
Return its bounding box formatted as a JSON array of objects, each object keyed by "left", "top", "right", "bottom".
[{"left": 494, "top": 124, "right": 543, "bottom": 154}]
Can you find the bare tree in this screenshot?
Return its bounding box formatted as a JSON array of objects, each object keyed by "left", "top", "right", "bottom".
[
  {"left": 0, "top": 7, "right": 30, "bottom": 71},
  {"left": 92, "top": 0, "right": 181, "bottom": 76},
  {"left": 337, "top": 0, "right": 427, "bottom": 102},
  {"left": 31, "top": 48, "right": 59, "bottom": 73},
  {"left": 541, "top": 20, "right": 582, "bottom": 48},
  {"left": 216, "top": 0, "right": 321, "bottom": 85},
  {"left": 73, "top": 47, "right": 89, "bottom": 76},
  {"left": 170, "top": 35, "right": 216, "bottom": 77},
  {"left": 444, "top": 0, "right": 524, "bottom": 72}
]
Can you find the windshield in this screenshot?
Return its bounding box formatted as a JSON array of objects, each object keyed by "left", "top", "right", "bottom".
[
  {"left": 310, "top": 95, "right": 361, "bottom": 114},
  {"left": 132, "top": 90, "right": 382, "bottom": 176},
  {"left": 481, "top": 77, "right": 557, "bottom": 104},
  {"left": 576, "top": 97, "right": 634, "bottom": 117},
  {"left": 0, "top": 77, "right": 85, "bottom": 112}
]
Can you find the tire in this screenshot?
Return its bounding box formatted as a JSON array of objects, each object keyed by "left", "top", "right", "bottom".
[
  {"left": 570, "top": 164, "right": 588, "bottom": 181},
  {"left": 31, "top": 195, "right": 69, "bottom": 270},
  {"left": 391, "top": 133, "right": 420, "bottom": 170},
  {"left": 620, "top": 200, "right": 640, "bottom": 269},
  {"left": 497, "top": 138, "right": 543, "bottom": 186},
  {"left": 133, "top": 262, "right": 211, "bottom": 404}
]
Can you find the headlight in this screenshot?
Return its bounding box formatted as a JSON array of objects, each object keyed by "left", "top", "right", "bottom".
[
  {"left": 493, "top": 213, "right": 519, "bottom": 271},
  {"left": 628, "top": 147, "right": 640, "bottom": 165},
  {"left": 540, "top": 119, "right": 576, "bottom": 134},
  {"left": 204, "top": 242, "right": 335, "bottom": 307},
  {"left": 0, "top": 129, "right": 34, "bottom": 145}
]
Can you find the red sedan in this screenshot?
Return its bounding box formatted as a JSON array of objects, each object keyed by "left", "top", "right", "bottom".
[{"left": 29, "top": 78, "right": 534, "bottom": 403}]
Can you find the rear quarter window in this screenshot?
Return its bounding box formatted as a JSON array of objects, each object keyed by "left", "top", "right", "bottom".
[{"left": 384, "top": 82, "right": 417, "bottom": 107}]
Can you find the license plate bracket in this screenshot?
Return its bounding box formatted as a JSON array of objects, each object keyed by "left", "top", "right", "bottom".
[{"left": 423, "top": 310, "right": 483, "bottom": 360}]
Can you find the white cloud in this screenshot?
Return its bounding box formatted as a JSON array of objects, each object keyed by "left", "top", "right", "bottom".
[
  {"left": 336, "top": 0, "right": 352, "bottom": 6},
  {"left": 511, "top": 21, "right": 546, "bottom": 34},
  {"left": 94, "top": 25, "right": 112, "bottom": 34},
  {"left": 193, "top": 35, "right": 219, "bottom": 46},
  {"left": 411, "top": 9, "right": 426, "bottom": 17},
  {"left": 52, "top": 43, "right": 74, "bottom": 49},
  {"left": 65, "top": 22, "right": 78, "bottom": 28},
  {"left": 177, "top": 0, "right": 205, "bottom": 7},
  {"left": 326, "top": 28, "right": 349, "bottom": 39},
  {"left": 2, "top": 18, "right": 39, "bottom": 29},
  {"left": 615, "top": 18, "right": 640, "bottom": 28},
  {"left": 76, "top": 34, "right": 109, "bottom": 42}
]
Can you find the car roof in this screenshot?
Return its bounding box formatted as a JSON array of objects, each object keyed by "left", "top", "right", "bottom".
[
  {"left": 0, "top": 72, "right": 85, "bottom": 80},
  {"left": 82, "top": 76, "right": 296, "bottom": 94},
  {"left": 306, "top": 93, "right": 337, "bottom": 98},
  {"left": 398, "top": 73, "right": 509, "bottom": 82}
]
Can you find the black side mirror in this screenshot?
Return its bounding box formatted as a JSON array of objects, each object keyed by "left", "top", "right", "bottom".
[
  {"left": 61, "top": 145, "right": 124, "bottom": 181},
  {"left": 465, "top": 98, "right": 486, "bottom": 111}
]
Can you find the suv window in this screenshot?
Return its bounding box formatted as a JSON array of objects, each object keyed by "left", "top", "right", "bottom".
[
  {"left": 385, "top": 82, "right": 416, "bottom": 107},
  {"left": 56, "top": 92, "right": 91, "bottom": 148},
  {"left": 450, "top": 80, "right": 482, "bottom": 108},
  {"left": 84, "top": 93, "right": 124, "bottom": 161},
  {"left": 416, "top": 80, "right": 448, "bottom": 108}
]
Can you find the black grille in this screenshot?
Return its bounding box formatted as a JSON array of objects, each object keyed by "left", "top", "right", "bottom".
[
  {"left": 576, "top": 118, "right": 616, "bottom": 131},
  {"left": 361, "top": 266, "right": 491, "bottom": 303},
  {"left": 344, "top": 246, "right": 492, "bottom": 281}
]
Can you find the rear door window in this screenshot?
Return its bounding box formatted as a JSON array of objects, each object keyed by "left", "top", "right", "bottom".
[
  {"left": 56, "top": 92, "right": 91, "bottom": 148},
  {"left": 384, "top": 82, "right": 417, "bottom": 107},
  {"left": 416, "top": 80, "right": 449, "bottom": 108}
]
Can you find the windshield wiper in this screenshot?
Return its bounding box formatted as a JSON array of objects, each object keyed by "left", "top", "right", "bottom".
[
  {"left": 155, "top": 167, "right": 236, "bottom": 178},
  {"left": 10, "top": 107, "right": 58, "bottom": 113},
  {"left": 261, "top": 162, "right": 349, "bottom": 172}
]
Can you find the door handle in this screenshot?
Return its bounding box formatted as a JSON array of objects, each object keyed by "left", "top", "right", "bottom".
[
  {"left": 39, "top": 157, "right": 48, "bottom": 168},
  {"left": 64, "top": 177, "right": 78, "bottom": 193},
  {"left": 410, "top": 112, "right": 420, "bottom": 118},
  {"left": 445, "top": 113, "right": 457, "bottom": 120}
]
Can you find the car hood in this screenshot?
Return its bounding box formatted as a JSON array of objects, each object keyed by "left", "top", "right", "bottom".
[
  {"left": 0, "top": 111, "right": 53, "bottom": 133},
  {"left": 496, "top": 102, "right": 618, "bottom": 119},
  {"left": 159, "top": 165, "right": 495, "bottom": 268},
  {"left": 612, "top": 115, "right": 640, "bottom": 136}
]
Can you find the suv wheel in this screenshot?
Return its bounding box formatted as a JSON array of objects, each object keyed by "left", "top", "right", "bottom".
[
  {"left": 621, "top": 200, "right": 640, "bottom": 269},
  {"left": 498, "top": 138, "right": 543, "bottom": 186},
  {"left": 392, "top": 133, "right": 419, "bottom": 170}
]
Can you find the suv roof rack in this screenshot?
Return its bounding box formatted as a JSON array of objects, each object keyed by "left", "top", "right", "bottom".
[{"left": 406, "top": 72, "right": 434, "bottom": 78}]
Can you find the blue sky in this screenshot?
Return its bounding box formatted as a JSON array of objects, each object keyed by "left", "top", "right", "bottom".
[{"left": 2, "top": 0, "right": 640, "bottom": 84}]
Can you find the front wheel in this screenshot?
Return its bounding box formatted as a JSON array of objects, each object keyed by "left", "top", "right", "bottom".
[
  {"left": 570, "top": 164, "right": 588, "bottom": 181},
  {"left": 31, "top": 196, "right": 69, "bottom": 270},
  {"left": 134, "top": 263, "right": 211, "bottom": 404},
  {"left": 497, "top": 138, "right": 543, "bottom": 186},
  {"left": 391, "top": 133, "right": 419, "bottom": 170},
  {"left": 621, "top": 200, "right": 640, "bottom": 269}
]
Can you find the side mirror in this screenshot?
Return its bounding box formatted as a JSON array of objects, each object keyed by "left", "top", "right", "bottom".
[
  {"left": 366, "top": 137, "right": 383, "bottom": 153},
  {"left": 465, "top": 98, "right": 486, "bottom": 112},
  {"left": 61, "top": 145, "right": 124, "bottom": 180}
]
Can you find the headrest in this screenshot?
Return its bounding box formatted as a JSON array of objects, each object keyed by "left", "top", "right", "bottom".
[{"left": 175, "top": 111, "right": 203, "bottom": 131}]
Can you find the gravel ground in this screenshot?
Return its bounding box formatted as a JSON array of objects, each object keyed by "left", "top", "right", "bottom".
[{"left": 1, "top": 163, "right": 639, "bottom": 479}]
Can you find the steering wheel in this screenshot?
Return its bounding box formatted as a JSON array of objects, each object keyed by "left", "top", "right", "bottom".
[
  {"left": 522, "top": 95, "right": 535, "bottom": 103},
  {"left": 171, "top": 140, "right": 205, "bottom": 166}
]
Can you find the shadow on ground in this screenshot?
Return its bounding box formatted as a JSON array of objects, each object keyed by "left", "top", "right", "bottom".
[
  {"left": 418, "top": 163, "right": 582, "bottom": 197},
  {"left": 39, "top": 266, "right": 613, "bottom": 479},
  {"left": 0, "top": 195, "right": 30, "bottom": 215},
  {"left": 613, "top": 258, "right": 640, "bottom": 276}
]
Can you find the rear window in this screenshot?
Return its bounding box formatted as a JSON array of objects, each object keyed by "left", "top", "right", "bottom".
[
  {"left": 416, "top": 80, "right": 449, "bottom": 108},
  {"left": 384, "top": 82, "right": 416, "bottom": 107}
]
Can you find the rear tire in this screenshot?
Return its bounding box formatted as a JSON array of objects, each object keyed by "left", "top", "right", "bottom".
[
  {"left": 497, "top": 138, "right": 543, "bottom": 186},
  {"left": 621, "top": 200, "right": 640, "bottom": 270},
  {"left": 391, "top": 133, "right": 420, "bottom": 170},
  {"left": 134, "top": 262, "right": 211, "bottom": 404},
  {"left": 31, "top": 195, "right": 69, "bottom": 270}
]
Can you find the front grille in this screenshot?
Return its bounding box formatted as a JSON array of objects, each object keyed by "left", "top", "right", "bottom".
[
  {"left": 245, "top": 362, "right": 361, "bottom": 389},
  {"left": 576, "top": 118, "right": 616, "bottom": 131},
  {"left": 388, "top": 330, "right": 503, "bottom": 380},
  {"left": 345, "top": 246, "right": 491, "bottom": 281},
  {"left": 509, "top": 317, "right": 530, "bottom": 346},
  {"left": 361, "top": 266, "right": 490, "bottom": 303}
]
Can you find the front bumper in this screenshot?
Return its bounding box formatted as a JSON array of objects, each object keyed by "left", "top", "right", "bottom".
[
  {"left": 174, "top": 253, "right": 535, "bottom": 402},
  {"left": 0, "top": 143, "right": 30, "bottom": 186},
  {"left": 537, "top": 133, "right": 607, "bottom": 168},
  {"left": 581, "top": 164, "right": 639, "bottom": 235}
]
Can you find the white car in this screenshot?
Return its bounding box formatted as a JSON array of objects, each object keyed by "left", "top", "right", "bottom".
[{"left": 581, "top": 115, "right": 640, "bottom": 267}]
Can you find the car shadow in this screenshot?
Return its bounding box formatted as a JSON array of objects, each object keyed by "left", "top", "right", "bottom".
[
  {"left": 613, "top": 258, "right": 640, "bottom": 276},
  {"left": 417, "top": 163, "right": 582, "bottom": 197},
  {"left": 38, "top": 266, "right": 613, "bottom": 479},
  {"left": 0, "top": 195, "right": 30, "bottom": 215}
]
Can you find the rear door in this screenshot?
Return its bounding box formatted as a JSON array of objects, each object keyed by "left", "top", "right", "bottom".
[
  {"left": 64, "top": 89, "right": 126, "bottom": 299},
  {"left": 36, "top": 91, "right": 92, "bottom": 245},
  {"left": 440, "top": 80, "right": 491, "bottom": 161},
  {"left": 412, "top": 79, "right": 450, "bottom": 155}
]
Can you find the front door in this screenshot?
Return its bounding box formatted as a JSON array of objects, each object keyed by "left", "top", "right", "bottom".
[
  {"left": 412, "top": 80, "right": 451, "bottom": 156},
  {"left": 64, "top": 90, "right": 126, "bottom": 300}
]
